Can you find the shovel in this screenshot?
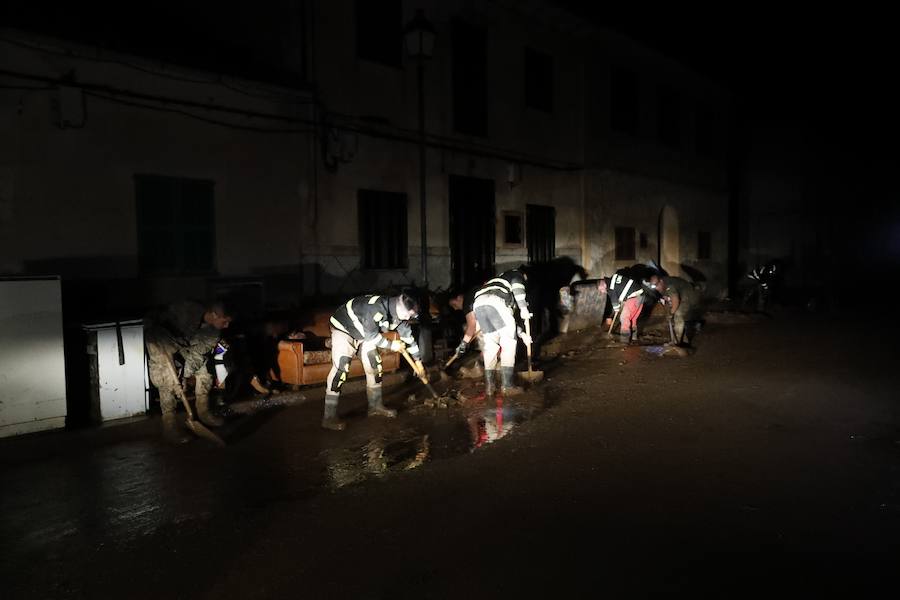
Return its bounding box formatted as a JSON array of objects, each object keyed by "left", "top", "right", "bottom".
[
  {"left": 607, "top": 306, "right": 620, "bottom": 336},
  {"left": 439, "top": 352, "right": 461, "bottom": 382},
  {"left": 399, "top": 347, "right": 440, "bottom": 400},
  {"left": 517, "top": 317, "right": 544, "bottom": 384},
  {"left": 667, "top": 314, "right": 677, "bottom": 345},
  {"left": 443, "top": 352, "right": 462, "bottom": 371},
  {"left": 165, "top": 357, "right": 226, "bottom": 447}
]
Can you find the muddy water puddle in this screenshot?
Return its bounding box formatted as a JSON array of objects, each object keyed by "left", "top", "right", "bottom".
[{"left": 319, "top": 386, "right": 557, "bottom": 490}]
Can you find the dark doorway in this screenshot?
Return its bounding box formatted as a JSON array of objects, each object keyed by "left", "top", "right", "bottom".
[
  {"left": 526, "top": 204, "right": 556, "bottom": 264},
  {"left": 449, "top": 175, "right": 495, "bottom": 289}
]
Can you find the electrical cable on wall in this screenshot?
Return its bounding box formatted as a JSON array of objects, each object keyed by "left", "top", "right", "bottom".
[
  {"left": 84, "top": 91, "right": 313, "bottom": 134},
  {"left": 0, "top": 35, "right": 315, "bottom": 103},
  {"left": 1, "top": 67, "right": 582, "bottom": 171}
]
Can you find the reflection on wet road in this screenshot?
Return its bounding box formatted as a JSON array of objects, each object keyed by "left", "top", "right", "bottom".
[
  {"left": 0, "top": 380, "right": 558, "bottom": 561},
  {"left": 2, "top": 331, "right": 643, "bottom": 567},
  {"left": 319, "top": 391, "right": 546, "bottom": 489}
]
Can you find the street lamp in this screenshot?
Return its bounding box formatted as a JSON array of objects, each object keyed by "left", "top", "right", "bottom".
[{"left": 404, "top": 9, "right": 435, "bottom": 287}]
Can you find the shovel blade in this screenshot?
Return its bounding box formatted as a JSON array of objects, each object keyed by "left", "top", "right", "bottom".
[
  {"left": 185, "top": 418, "right": 226, "bottom": 447},
  {"left": 517, "top": 370, "right": 545, "bottom": 384}
]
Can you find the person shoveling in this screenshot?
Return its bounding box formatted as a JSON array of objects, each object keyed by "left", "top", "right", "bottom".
[
  {"left": 472, "top": 267, "right": 541, "bottom": 396},
  {"left": 144, "top": 299, "right": 234, "bottom": 445}
]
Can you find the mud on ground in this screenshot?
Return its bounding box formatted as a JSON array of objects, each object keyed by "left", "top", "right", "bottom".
[{"left": 2, "top": 310, "right": 900, "bottom": 597}]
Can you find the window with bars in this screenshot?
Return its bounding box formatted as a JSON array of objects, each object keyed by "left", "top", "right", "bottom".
[
  {"left": 615, "top": 226, "right": 636, "bottom": 261},
  {"left": 358, "top": 189, "right": 408, "bottom": 269},
  {"left": 658, "top": 84, "right": 681, "bottom": 148},
  {"left": 611, "top": 67, "right": 639, "bottom": 135},
  {"left": 452, "top": 19, "right": 488, "bottom": 136},
  {"left": 695, "top": 104, "right": 715, "bottom": 156},
  {"left": 524, "top": 47, "right": 554, "bottom": 112},
  {"left": 355, "top": 0, "right": 402, "bottom": 67},
  {"left": 135, "top": 174, "right": 215, "bottom": 275},
  {"left": 697, "top": 231, "right": 711, "bottom": 260}
]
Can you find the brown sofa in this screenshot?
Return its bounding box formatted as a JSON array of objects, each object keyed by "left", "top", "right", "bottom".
[{"left": 274, "top": 309, "right": 400, "bottom": 386}]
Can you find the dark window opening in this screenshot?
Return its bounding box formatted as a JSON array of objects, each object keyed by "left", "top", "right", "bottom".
[
  {"left": 359, "top": 189, "right": 408, "bottom": 269},
  {"left": 639, "top": 232, "right": 648, "bottom": 249},
  {"left": 658, "top": 85, "right": 681, "bottom": 148},
  {"left": 615, "top": 226, "right": 635, "bottom": 261},
  {"left": 355, "top": 0, "right": 402, "bottom": 67},
  {"left": 697, "top": 231, "right": 711, "bottom": 260},
  {"left": 526, "top": 204, "right": 556, "bottom": 264},
  {"left": 611, "top": 67, "right": 639, "bottom": 135},
  {"left": 524, "top": 47, "right": 554, "bottom": 112},
  {"left": 452, "top": 19, "right": 488, "bottom": 136},
  {"left": 695, "top": 104, "right": 715, "bottom": 156},
  {"left": 136, "top": 175, "right": 215, "bottom": 275},
  {"left": 503, "top": 212, "right": 523, "bottom": 245}
]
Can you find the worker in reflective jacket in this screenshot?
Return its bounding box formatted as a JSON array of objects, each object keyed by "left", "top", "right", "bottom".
[
  {"left": 472, "top": 269, "right": 532, "bottom": 397},
  {"left": 447, "top": 285, "right": 479, "bottom": 359},
  {"left": 608, "top": 269, "right": 666, "bottom": 344},
  {"left": 322, "top": 292, "right": 421, "bottom": 431}
]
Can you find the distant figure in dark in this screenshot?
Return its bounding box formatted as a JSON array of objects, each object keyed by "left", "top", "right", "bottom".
[
  {"left": 742, "top": 260, "right": 783, "bottom": 312},
  {"left": 662, "top": 276, "right": 702, "bottom": 345},
  {"left": 144, "top": 299, "right": 234, "bottom": 443}
]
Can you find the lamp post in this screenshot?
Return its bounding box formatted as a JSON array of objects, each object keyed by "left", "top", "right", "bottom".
[{"left": 404, "top": 9, "right": 435, "bottom": 287}]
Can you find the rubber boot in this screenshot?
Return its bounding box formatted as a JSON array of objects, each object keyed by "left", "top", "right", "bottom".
[
  {"left": 500, "top": 366, "right": 524, "bottom": 396},
  {"left": 195, "top": 393, "right": 224, "bottom": 427},
  {"left": 367, "top": 386, "right": 396, "bottom": 418},
  {"left": 618, "top": 331, "right": 632, "bottom": 345},
  {"left": 161, "top": 412, "right": 191, "bottom": 444},
  {"left": 322, "top": 393, "right": 346, "bottom": 431},
  {"left": 484, "top": 369, "right": 498, "bottom": 398}
]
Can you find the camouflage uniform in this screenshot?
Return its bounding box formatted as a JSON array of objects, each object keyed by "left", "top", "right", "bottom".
[
  {"left": 663, "top": 276, "right": 701, "bottom": 344},
  {"left": 144, "top": 301, "right": 220, "bottom": 416}
]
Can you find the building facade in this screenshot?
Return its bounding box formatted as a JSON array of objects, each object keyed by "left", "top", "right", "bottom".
[{"left": 0, "top": 0, "right": 731, "bottom": 320}]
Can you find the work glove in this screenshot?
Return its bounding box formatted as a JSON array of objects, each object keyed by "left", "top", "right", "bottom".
[
  {"left": 518, "top": 331, "right": 533, "bottom": 347},
  {"left": 520, "top": 309, "right": 532, "bottom": 321},
  {"left": 612, "top": 303, "right": 621, "bottom": 313},
  {"left": 455, "top": 340, "right": 468, "bottom": 357},
  {"left": 413, "top": 359, "right": 426, "bottom": 379},
  {"left": 389, "top": 339, "right": 406, "bottom": 353}
]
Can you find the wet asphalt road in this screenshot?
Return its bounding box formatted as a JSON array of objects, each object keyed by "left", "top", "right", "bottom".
[{"left": 2, "top": 310, "right": 899, "bottom": 598}]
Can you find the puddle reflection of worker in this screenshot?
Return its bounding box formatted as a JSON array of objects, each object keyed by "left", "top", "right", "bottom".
[
  {"left": 467, "top": 397, "right": 515, "bottom": 449},
  {"left": 327, "top": 435, "right": 430, "bottom": 488}
]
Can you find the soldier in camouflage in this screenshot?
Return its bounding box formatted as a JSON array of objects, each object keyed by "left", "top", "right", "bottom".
[
  {"left": 144, "top": 300, "right": 233, "bottom": 443},
  {"left": 662, "top": 276, "right": 702, "bottom": 346}
]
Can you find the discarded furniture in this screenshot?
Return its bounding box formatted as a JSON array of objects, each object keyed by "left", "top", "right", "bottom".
[
  {"left": 0, "top": 277, "right": 67, "bottom": 437},
  {"left": 83, "top": 320, "right": 148, "bottom": 423},
  {"left": 559, "top": 278, "right": 609, "bottom": 333},
  {"left": 275, "top": 309, "right": 400, "bottom": 387}
]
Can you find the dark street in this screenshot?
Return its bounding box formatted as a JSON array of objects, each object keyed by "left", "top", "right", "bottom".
[
  {"left": 4, "top": 311, "right": 899, "bottom": 597},
  {"left": 3, "top": 1, "right": 899, "bottom": 597}
]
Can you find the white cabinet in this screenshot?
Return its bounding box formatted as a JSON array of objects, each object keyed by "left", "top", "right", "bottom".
[
  {"left": 0, "top": 277, "right": 68, "bottom": 437},
  {"left": 84, "top": 321, "right": 148, "bottom": 422}
]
